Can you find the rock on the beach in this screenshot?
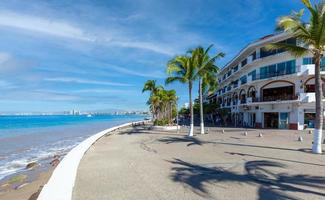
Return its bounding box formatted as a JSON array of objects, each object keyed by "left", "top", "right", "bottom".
[
  {"left": 50, "top": 158, "right": 60, "bottom": 167},
  {"left": 15, "top": 182, "right": 29, "bottom": 190},
  {"left": 26, "top": 162, "right": 39, "bottom": 170}
]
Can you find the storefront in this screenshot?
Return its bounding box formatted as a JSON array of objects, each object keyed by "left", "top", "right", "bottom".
[{"left": 264, "top": 112, "right": 289, "bottom": 129}]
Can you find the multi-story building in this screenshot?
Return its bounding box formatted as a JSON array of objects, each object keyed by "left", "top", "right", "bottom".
[{"left": 206, "top": 32, "right": 325, "bottom": 130}]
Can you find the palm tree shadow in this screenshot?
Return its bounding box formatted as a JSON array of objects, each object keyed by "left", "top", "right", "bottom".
[
  {"left": 158, "top": 136, "right": 214, "bottom": 146},
  {"left": 168, "top": 159, "right": 325, "bottom": 199},
  {"left": 118, "top": 126, "right": 181, "bottom": 136}
]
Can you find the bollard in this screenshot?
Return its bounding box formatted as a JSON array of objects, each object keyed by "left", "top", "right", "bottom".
[
  {"left": 222, "top": 129, "right": 225, "bottom": 134},
  {"left": 206, "top": 128, "right": 209, "bottom": 133},
  {"left": 298, "top": 136, "right": 303, "bottom": 142},
  {"left": 308, "top": 130, "right": 312, "bottom": 134},
  {"left": 259, "top": 133, "right": 263, "bottom": 137},
  {"left": 244, "top": 131, "right": 248, "bottom": 136}
]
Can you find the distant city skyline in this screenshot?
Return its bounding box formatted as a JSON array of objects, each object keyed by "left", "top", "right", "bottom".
[{"left": 0, "top": 0, "right": 308, "bottom": 112}]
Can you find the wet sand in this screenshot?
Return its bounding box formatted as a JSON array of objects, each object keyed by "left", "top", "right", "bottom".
[{"left": 0, "top": 168, "right": 54, "bottom": 200}]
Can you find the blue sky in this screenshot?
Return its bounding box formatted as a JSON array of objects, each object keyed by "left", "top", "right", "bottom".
[{"left": 0, "top": 0, "right": 308, "bottom": 112}]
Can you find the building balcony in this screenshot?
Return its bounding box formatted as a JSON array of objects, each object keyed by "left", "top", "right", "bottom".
[
  {"left": 240, "top": 99, "right": 247, "bottom": 104},
  {"left": 298, "top": 64, "right": 325, "bottom": 76},
  {"left": 299, "top": 93, "right": 315, "bottom": 103},
  {"left": 239, "top": 95, "right": 299, "bottom": 106}
]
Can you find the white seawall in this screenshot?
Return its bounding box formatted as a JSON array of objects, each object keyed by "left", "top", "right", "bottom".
[{"left": 38, "top": 120, "right": 148, "bottom": 200}]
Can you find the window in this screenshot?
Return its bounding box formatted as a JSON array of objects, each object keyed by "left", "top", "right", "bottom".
[
  {"left": 303, "top": 57, "right": 314, "bottom": 65},
  {"left": 269, "top": 64, "right": 276, "bottom": 77},
  {"left": 233, "top": 80, "right": 239, "bottom": 88},
  {"left": 260, "top": 66, "right": 268, "bottom": 79},
  {"left": 285, "top": 60, "right": 296, "bottom": 74},
  {"left": 321, "top": 57, "right": 325, "bottom": 71},
  {"left": 227, "top": 85, "right": 231, "bottom": 91},
  {"left": 277, "top": 62, "right": 286, "bottom": 75},
  {"left": 248, "top": 70, "right": 257, "bottom": 81},
  {"left": 286, "top": 38, "right": 296, "bottom": 45},
  {"left": 223, "top": 74, "right": 226, "bottom": 80},
  {"left": 260, "top": 60, "right": 296, "bottom": 79},
  {"left": 259, "top": 38, "right": 295, "bottom": 59},
  {"left": 227, "top": 70, "right": 232, "bottom": 77},
  {"left": 260, "top": 47, "right": 276, "bottom": 58},
  {"left": 240, "top": 75, "right": 247, "bottom": 85},
  {"left": 251, "top": 51, "right": 256, "bottom": 60},
  {"left": 241, "top": 59, "right": 247, "bottom": 67},
  {"left": 233, "top": 65, "right": 239, "bottom": 72}
]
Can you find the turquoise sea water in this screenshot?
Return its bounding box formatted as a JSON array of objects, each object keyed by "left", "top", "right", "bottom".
[{"left": 0, "top": 115, "right": 146, "bottom": 180}]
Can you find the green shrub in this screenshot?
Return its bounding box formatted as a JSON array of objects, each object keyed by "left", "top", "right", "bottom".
[{"left": 154, "top": 118, "right": 169, "bottom": 126}]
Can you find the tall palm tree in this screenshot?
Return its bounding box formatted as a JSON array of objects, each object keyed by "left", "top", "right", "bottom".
[
  {"left": 166, "top": 55, "right": 196, "bottom": 136},
  {"left": 142, "top": 80, "right": 162, "bottom": 120},
  {"left": 269, "top": 0, "right": 325, "bottom": 153},
  {"left": 142, "top": 80, "right": 159, "bottom": 95},
  {"left": 166, "top": 89, "right": 177, "bottom": 124},
  {"left": 190, "top": 45, "right": 224, "bottom": 134}
]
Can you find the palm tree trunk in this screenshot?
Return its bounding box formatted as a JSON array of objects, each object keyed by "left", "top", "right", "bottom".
[
  {"left": 313, "top": 54, "right": 323, "bottom": 154},
  {"left": 189, "top": 82, "right": 194, "bottom": 136},
  {"left": 199, "top": 78, "right": 205, "bottom": 134},
  {"left": 170, "top": 102, "right": 172, "bottom": 125}
]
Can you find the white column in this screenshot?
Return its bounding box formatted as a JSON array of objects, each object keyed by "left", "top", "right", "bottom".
[{"left": 297, "top": 107, "right": 304, "bottom": 130}]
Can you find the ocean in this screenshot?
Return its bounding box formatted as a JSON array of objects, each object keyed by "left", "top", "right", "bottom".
[{"left": 0, "top": 115, "right": 146, "bottom": 180}]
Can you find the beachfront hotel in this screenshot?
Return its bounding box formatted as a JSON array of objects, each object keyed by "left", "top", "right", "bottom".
[{"left": 206, "top": 32, "right": 325, "bottom": 130}]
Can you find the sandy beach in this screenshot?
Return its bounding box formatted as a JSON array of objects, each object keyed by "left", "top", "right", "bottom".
[
  {"left": 72, "top": 125, "right": 325, "bottom": 200},
  {"left": 0, "top": 168, "right": 54, "bottom": 200}
]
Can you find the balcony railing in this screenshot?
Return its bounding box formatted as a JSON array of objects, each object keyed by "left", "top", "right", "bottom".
[
  {"left": 240, "top": 99, "right": 247, "bottom": 104},
  {"left": 249, "top": 71, "right": 296, "bottom": 82},
  {"left": 245, "top": 95, "right": 298, "bottom": 103}
]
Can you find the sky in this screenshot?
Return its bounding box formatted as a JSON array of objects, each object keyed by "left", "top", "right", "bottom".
[{"left": 0, "top": 0, "right": 310, "bottom": 113}]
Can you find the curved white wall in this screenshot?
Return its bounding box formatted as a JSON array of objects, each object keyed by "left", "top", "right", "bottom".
[{"left": 37, "top": 120, "right": 148, "bottom": 200}]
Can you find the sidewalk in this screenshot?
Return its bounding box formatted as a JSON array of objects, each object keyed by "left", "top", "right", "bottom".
[{"left": 72, "top": 126, "right": 325, "bottom": 200}]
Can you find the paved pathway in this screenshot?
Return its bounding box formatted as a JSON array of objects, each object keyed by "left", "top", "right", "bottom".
[{"left": 72, "top": 126, "right": 325, "bottom": 200}]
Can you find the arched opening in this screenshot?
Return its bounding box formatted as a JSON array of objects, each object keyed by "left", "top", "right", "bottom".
[
  {"left": 218, "top": 97, "right": 222, "bottom": 105},
  {"left": 304, "top": 77, "right": 325, "bottom": 97},
  {"left": 239, "top": 89, "right": 246, "bottom": 104},
  {"left": 247, "top": 86, "right": 256, "bottom": 97},
  {"left": 247, "top": 86, "right": 257, "bottom": 102},
  {"left": 261, "top": 81, "right": 295, "bottom": 102},
  {"left": 223, "top": 97, "right": 227, "bottom": 107},
  {"left": 226, "top": 95, "right": 232, "bottom": 106},
  {"left": 232, "top": 92, "right": 238, "bottom": 105}
]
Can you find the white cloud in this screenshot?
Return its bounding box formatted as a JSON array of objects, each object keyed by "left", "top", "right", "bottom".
[
  {"left": 0, "top": 11, "right": 179, "bottom": 55},
  {"left": 107, "top": 64, "right": 165, "bottom": 78},
  {"left": 0, "top": 52, "right": 34, "bottom": 75},
  {"left": 0, "top": 11, "right": 93, "bottom": 41},
  {"left": 44, "top": 77, "right": 133, "bottom": 86},
  {"left": 109, "top": 40, "right": 175, "bottom": 56}
]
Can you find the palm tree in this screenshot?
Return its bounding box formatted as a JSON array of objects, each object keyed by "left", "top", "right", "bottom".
[
  {"left": 166, "top": 89, "right": 177, "bottom": 124},
  {"left": 142, "top": 80, "right": 159, "bottom": 95},
  {"left": 269, "top": 0, "right": 325, "bottom": 153},
  {"left": 166, "top": 55, "right": 196, "bottom": 136},
  {"left": 190, "top": 45, "right": 224, "bottom": 134},
  {"left": 142, "top": 80, "right": 162, "bottom": 120}
]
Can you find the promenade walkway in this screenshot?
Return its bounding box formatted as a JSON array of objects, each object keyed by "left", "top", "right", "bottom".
[{"left": 72, "top": 126, "right": 325, "bottom": 200}]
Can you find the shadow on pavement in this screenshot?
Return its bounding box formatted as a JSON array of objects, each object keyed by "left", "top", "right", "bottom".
[
  {"left": 168, "top": 159, "right": 325, "bottom": 199},
  {"left": 158, "top": 136, "right": 215, "bottom": 147}
]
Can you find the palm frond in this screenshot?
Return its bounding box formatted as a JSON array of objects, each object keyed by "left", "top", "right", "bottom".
[
  {"left": 165, "top": 76, "right": 186, "bottom": 85},
  {"left": 266, "top": 42, "right": 309, "bottom": 57}
]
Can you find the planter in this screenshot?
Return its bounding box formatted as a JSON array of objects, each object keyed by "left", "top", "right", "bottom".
[{"left": 150, "top": 125, "right": 180, "bottom": 131}]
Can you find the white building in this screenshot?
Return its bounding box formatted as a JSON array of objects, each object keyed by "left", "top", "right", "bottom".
[{"left": 207, "top": 32, "right": 325, "bottom": 130}]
